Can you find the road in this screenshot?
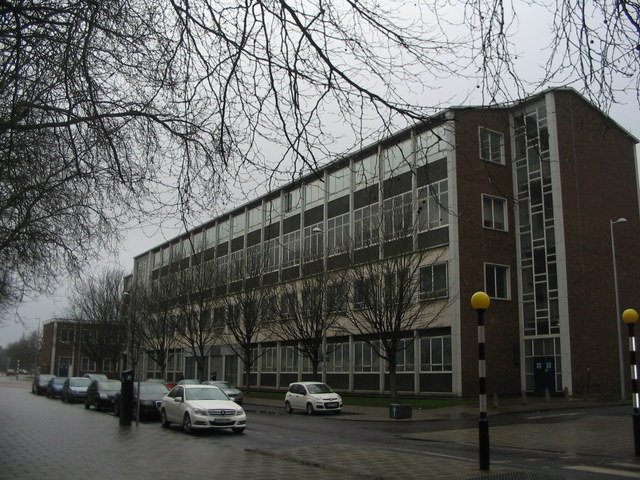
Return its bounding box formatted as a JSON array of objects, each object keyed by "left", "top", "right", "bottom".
[{"left": 2, "top": 376, "right": 640, "bottom": 479}]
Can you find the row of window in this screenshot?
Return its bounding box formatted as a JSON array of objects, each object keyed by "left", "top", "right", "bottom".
[
  {"left": 251, "top": 336, "right": 453, "bottom": 374},
  {"left": 80, "top": 357, "right": 116, "bottom": 372}
]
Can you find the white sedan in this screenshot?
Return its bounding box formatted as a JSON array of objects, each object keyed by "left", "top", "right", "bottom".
[{"left": 160, "top": 385, "right": 246, "bottom": 434}]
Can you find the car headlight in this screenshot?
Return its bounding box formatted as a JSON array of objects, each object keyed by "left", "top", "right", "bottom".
[
  {"left": 193, "top": 408, "right": 207, "bottom": 415},
  {"left": 236, "top": 407, "right": 245, "bottom": 415},
  {"left": 141, "top": 400, "right": 154, "bottom": 406},
  {"left": 99, "top": 393, "right": 108, "bottom": 399}
]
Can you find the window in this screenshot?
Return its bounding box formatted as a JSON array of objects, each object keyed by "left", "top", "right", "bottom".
[
  {"left": 102, "top": 358, "right": 115, "bottom": 372},
  {"left": 217, "top": 254, "right": 228, "bottom": 279},
  {"left": 59, "top": 326, "right": 75, "bottom": 343},
  {"left": 354, "top": 341, "right": 378, "bottom": 372},
  {"left": 482, "top": 195, "right": 507, "bottom": 231},
  {"left": 218, "top": 220, "right": 230, "bottom": 244},
  {"left": 479, "top": 127, "right": 504, "bottom": 164},
  {"left": 153, "top": 251, "right": 162, "bottom": 269},
  {"left": 262, "top": 346, "right": 277, "bottom": 372},
  {"left": 327, "top": 213, "right": 349, "bottom": 255},
  {"left": 264, "top": 238, "right": 280, "bottom": 272},
  {"left": 420, "top": 336, "right": 452, "bottom": 372},
  {"left": 282, "top": 230, "right": 301, "bottom": 267},
  {"left": 383, "top": 138, "right": 413, "bottom": 178},
  {"left": 245, "top": 244, "right": 262, "bottom": 274},
  {"left": 284, "top": 189, "right": 301, "bottom": 213},
  {"left": 485, "top": 263, "right": 509, "bottom": 300},
  {"left": 420, "top": 262, "right": 448, "bottom": 300},
  {"left": 395, "top": 338, "right": 415, "bottom": 372},
  {"left": 265, "top": 197, "right": 281, "bottom": 224},
  {"left": 329, "top": 168, "right": 349, "bottom": 197},
  {"left": 327, "top": 343, "right": 350, "bottom": 373},
  {"left": 383, "top": 192, "right": 412, "bottom": 239},
  {"left": 354, "top": 204, "right": 379, "bottom": 248},
  {"left": 248, "top": 206, "right": 262, "bottom": 231},
  {"left": 280, "top": 345, "right": 298, "bottom": 372},
  {"left": 205, "top": 226, "right": 216, "bottom": 248},
  {"left": 417, "top": 179, "right": 448, "bottom": 230},
  {"left": 230, "top": 250, "right": 244, "bottom": 280},
  {"left": 327, "top": 282, "right": 347, "bottom": 313},
  {"left": 303, "top": 222, "right": 323, "bottom": 260},
  {"left": 304, "top": 179, "right": 325, "bottom": 207},
  {"left": 213, "top": 306, "right": 226, "bottom": 332},
  {"left": 81, "top": 357, "right": 96, "bottom": 372},
  {"left": 354, "top": 154, "right": 378, "bottom": 188},
  {"left": 353, "top": 277, "right": 373, "bottom": 309},
  {"left": 193, "top": 231, "right": 204, "bottom": 252},
  {"left": 231, "top": 213, "right": 245, "bottom": 238}
]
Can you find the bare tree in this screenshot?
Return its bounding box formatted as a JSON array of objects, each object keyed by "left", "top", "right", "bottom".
[
  {"left": 269, "top": 273, "right": 346, "bottom": 379},
  {"left": 130, "top": 277, "right": 182, "bottom": 381},
  {"left": 171, "top": 260, "right": 221, "bottom": 381},
  {"left": 339, "top": 245, "right": 450, "bottom": 403},
  {"left": 67, "top": 268, "right": 128, "bottom": 374}
]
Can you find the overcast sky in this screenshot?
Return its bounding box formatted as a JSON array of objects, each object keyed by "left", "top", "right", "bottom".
[{"left": 1, "top": 2, "right": 639, "bottom": 348}]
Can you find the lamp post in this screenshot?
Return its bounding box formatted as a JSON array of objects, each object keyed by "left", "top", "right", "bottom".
[
  {"left": 611, "top": 217, "right": 628, "bottom": 399},
  {"left": 471, "top": 291, "right": 491, "bottom": 471},
  {"left": 622, "top": 308, "right": 640, "bottom": 456},
  {"left": 312, "top": 226, "right": 327, "bottom": 383}
]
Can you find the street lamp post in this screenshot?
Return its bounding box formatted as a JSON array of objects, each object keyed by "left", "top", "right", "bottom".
[
  {"left": 611, "top": 217, "right": 628, "bottom": 399},
  {"left": 471, "top": 291, "right": 491, "bottom": 471},
  {"left": 622, "top": 308, "right": 640, "bottom": 456}
]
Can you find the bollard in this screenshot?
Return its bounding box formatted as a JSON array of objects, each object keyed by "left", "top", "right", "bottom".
[
  {"left": 563, "top": 387, "right": 570, "bottom": 400},
  {"left": 521, "top": 390, "right": 527, "bottom": 405},
  {"left": 544, "top": 387, "right": 550, "bottom": 403}
]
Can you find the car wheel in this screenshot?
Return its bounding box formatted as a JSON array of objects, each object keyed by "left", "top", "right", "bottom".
[
  {"left": 183, "top": 413, "right": 193, "bottom": 434},
  {"left": 285, "top": 401, "right": 293, "bottom": 413},
  {"left": 95, "top": 399, "right": 101, "bottom": 412},
  {"left": 84, "top": 400, "right": 90, "bottom": 409},
  {"left": 114, "top": 401, "right": 120, "bottom": 417},
  {"left": 232, "top": 427, "right": 245, "bottom": 434},
  {"left": 160, "top": 409, "right": 170, "bottom": 428},
  {"left": 32, "top": 386, "right": 36, "bottom": 394},
  {"left": 306, "top": 403, "right": 314, "bottom": 415}
]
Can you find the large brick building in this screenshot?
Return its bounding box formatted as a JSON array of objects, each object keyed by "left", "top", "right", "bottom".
[{"left": 130, "top": 88, "right": 639, "bottom": 397}]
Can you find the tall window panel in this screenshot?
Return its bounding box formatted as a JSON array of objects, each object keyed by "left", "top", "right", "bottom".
[
  {"left": 328, "top": 213, "right": 349, "bottom": 255},
  {"left": 417, "top": 179, "right": 448, "bottom": 230}
]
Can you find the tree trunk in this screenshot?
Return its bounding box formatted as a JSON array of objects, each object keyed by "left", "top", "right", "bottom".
[{"left": 389, "top": 362, "right": 398, "bottom": 404}]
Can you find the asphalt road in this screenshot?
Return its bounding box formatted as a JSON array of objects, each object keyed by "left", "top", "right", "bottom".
[{"left": 3, "top": 376, "right": 640, "bottom": 480}]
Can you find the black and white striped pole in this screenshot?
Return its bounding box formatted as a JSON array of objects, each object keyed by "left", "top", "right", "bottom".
[
  {"left": 622, "top": 308, "right": 640, "bottom": 456},
  {"left": 471, "top": 291, "right": 491, "bottom": 471}
]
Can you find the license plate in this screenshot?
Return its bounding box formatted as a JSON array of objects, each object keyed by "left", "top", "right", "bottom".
[
  {"left": 325, "top": 402, "right": 338, "bottom": 408},
  {"left": 213, "top": 419, "right": 233, "bottom": 424}
]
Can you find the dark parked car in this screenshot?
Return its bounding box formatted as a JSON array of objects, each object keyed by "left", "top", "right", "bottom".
[
  {"left": 46, "top": 377, "right": 66, "bottom": 398},
  {"left": 85, "top": 379, "right": 122, "bottom": 411},
  {"left": 201, "top": 380, "right": 244, "bottom": 404},
  {"left": 32, "top": 374, "right": 54, "bottom": 395},
  {"left": 62, "top": 377, "right": 91, "bottom": 403},
  {"left": 114, "top": 381, "right": 170, "bottom": 420}
]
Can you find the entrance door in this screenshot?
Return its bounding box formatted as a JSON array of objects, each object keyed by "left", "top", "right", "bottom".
[
  {"left": 58, "top": 357, "right": 72, "bottom": 377},
  {"left": 533, "top": 356, "right": 555, "bottom": 393}
]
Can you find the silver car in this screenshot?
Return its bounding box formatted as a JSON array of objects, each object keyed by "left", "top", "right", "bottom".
[
  {"left": 61, "top": 377, "right": 91, "bottom": 403},
  {"left": 201, "top": 381, "right": 243, "bottom": 404}
]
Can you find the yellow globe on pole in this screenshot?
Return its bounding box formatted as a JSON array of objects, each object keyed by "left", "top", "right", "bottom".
[
  {"left": 623, "top": 309, "right": 639, "bottom": 325},
  {"left": 471, "top": 291, "right": 490, "bottom": 310}
]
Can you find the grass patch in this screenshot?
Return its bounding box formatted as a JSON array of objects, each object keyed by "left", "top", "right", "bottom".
[{"left": 246, "top": 390, "right": 467, "bottom": 409}]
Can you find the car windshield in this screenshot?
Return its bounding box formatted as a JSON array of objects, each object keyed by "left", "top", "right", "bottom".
[
  {"left": 306, "top": 383, "right": 333, "bottom": 394},
  {"left": 70, "top": 378, "right": 91, "bottom": 387},
  {"left": 184, "top": 387, "right": 228, "bottom": 401},
  {"left": 52, "top": 377, "right": 66, "bottom": 385},
  {"left": 98, "top": 380, "right": 121, "bottom": 390},
  {"left": 138, "top": 384, "right": 169, "bottom": 394}
]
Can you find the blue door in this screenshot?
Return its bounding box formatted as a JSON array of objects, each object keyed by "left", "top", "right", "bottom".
[{"left": 533, "top": 356, "right": 555, "bottom": 393}]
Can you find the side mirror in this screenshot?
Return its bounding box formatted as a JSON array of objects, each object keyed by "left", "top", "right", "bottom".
[{"left": 174, "top": 397, "right": 183, "bottom": 403}]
